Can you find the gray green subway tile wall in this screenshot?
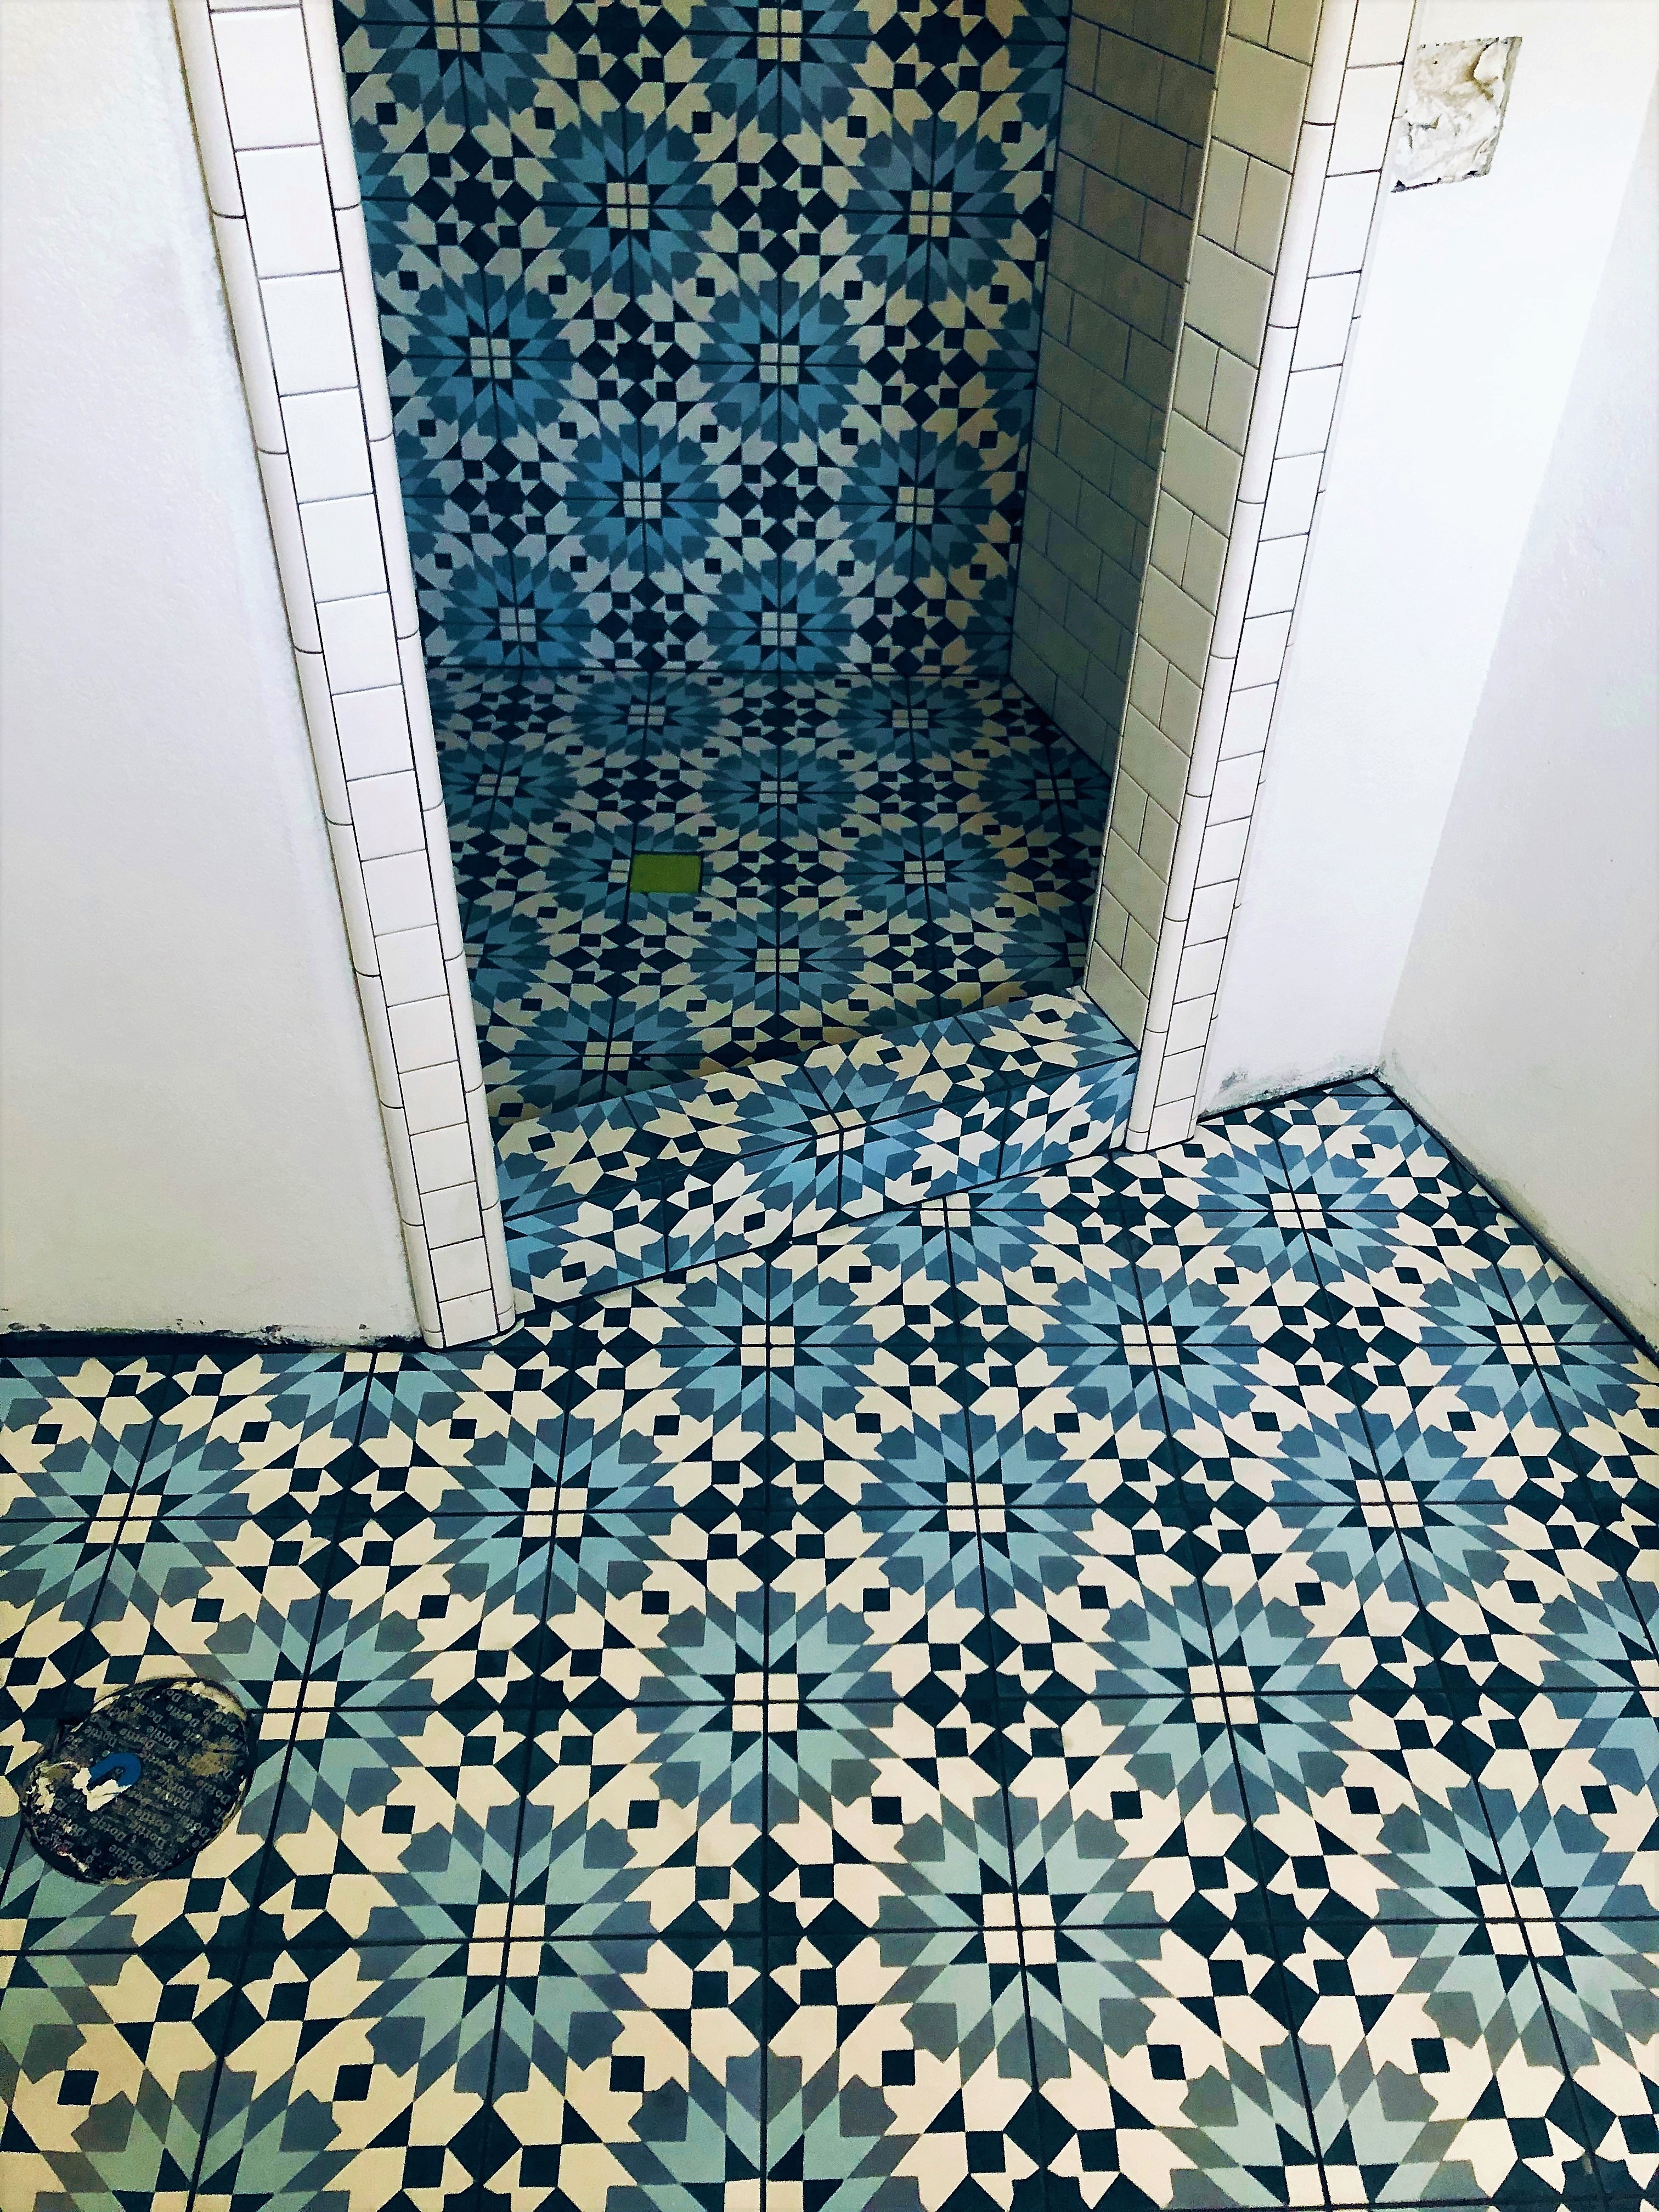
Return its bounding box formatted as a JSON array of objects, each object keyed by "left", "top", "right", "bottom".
[{"left": 1011, "top": 0, "right": 1227, "bottom": 769}]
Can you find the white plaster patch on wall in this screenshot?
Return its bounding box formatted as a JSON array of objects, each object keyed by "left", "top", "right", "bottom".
[{"left": 1391, "top": 38, "right": 1519, "bottom": 190}]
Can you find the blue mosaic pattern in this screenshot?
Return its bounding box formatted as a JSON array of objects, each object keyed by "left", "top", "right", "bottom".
[
  {"left": 443, "top": 668, "right": 1114, "bottom": 1118},
  {"left": 336, "top": 0, "right": 1066, "bottom": 673},
  {"left": 496, "top": 985, "right": 1139, "bottom": 1301},
  {"left": 5, "top": 1080, "right": 1658, "bottom": 2207}
]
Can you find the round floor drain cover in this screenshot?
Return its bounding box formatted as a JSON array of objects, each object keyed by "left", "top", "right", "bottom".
[{"left": 20, "top": 1678, "right": 253, "bottom": 1884}]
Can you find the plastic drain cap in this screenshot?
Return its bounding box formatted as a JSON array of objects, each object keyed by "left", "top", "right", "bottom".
[{"left": 21, "top": 1678, "right": 253, "bottom": 1884}]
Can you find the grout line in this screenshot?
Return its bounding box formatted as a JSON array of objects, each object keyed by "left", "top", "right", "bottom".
[
  {"left": 184, "top": 1351, "right": 377, "bottom": 2210},
  {"left": 0, "top": 1352, "right": 177, "bottom": 1912},
  {"left": 1260, "top": 1133, "right": 1620, "bottom": 2204}
]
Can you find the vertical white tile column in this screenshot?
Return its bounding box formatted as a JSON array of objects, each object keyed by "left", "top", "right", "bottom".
[
  {"left": 172, "top": 0, "right": 514, "bottom": 1347},
  {"left": 1111, "top": 0, "right": 1416, "bottom": 1150}
]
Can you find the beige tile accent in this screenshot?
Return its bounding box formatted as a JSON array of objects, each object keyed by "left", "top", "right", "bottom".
[
  {"left": 1150, "top": 492, "right": 1195, "bottom": 583},
  {"left": 1173, "top": 326, "right": 1220, "bottom": 421},
  {"left": 1139, "top": 566, "right": 1214, "bottom": 686},
  {"left": 1182, "top": 512, "right": 1228, "bottom": 611},
  {"left": 1138, "top": 795, "right": 1180, "bottom": 880},
  {"left": 1207, "top": 348, "right": 1258, "bottom": 452},
  {"left": 1267, "top": 0, "right": 1322, "bottom": 65},
  {"left": 1186, "top": 236, "right": 1273, "bottom": 366},
  {"left": 1198, "top": 142, "right": 1248, "bottom": 248},
  {"left": 1161, "top": 409, "right": 1244, "bottom": 534},
  {"left": 1102, "top": 829, "right": 1166, "bottom": 933},
  {"left": 1085, "top": 942, "right": 1149, "bottom": 1037},
  {"left": 1120, "top": 704, "right": 1190, "bottom": 815},
  {"left": 1092, "top": 884, "right": 1131, "bottom": 966},
  {"left": 1121, "top": 912, "right": 1159, "bottom": 992},
  {"left": 1236, "top": 157, "right": 1294, "bottom": 271},
  {"left": 1212, "top": 36, "right": 1310, "bottom": 169},
  {"left": 1228, "top": 0, "right": 1274, "bottom": 43},
  {"left": 1161, "top": 662, "right": 1204, "bottom": 751}
]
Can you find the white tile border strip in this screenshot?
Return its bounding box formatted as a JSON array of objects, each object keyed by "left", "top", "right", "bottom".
[
  {"left": 1118, "top": 0, "right": 1418, "bottom": 1150},
  {"left": 172, "top": 0, "right": 514, "bottom": 1348}
]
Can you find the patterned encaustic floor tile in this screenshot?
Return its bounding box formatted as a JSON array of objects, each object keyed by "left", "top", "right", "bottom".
[
  {"left": 4, "top": 1082, "right": 1657, "bottom": 2206},
  {"left": 441, "top": 669, "right": 1113, "bottom": 1124}
]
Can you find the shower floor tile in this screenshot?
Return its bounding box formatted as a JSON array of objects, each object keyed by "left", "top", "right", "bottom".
[
  {"left": 437, "top": 670, "right": 1111, "bottom": 1123},
  {"left": 4, "top": 1077, "right": 1656, "bottom": 2209}
]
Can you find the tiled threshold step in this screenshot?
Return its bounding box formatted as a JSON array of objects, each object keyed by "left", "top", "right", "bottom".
[{"left": 496, "top": 991, "right": 1137, "bottom": 1306}]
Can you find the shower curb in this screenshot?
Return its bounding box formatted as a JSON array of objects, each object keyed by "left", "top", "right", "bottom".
[{"left": 495, "top": 991, "right": 1137, "bottom": 1310}]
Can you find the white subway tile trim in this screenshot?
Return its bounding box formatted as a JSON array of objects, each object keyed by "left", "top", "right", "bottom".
[
  {"left": 1208, "top": 752, "right": 1264, "bottom": 824},
  {"left": 381, "top": 1105, "right": 424, "bottom": 1228},
  {"left": 325, "top": 821, "right": 379, "bottom": 974},
  {"left": 211, "top": 8, "right": 318, "bottom": 150},
  {"left": 1243, "top": 534, "right": 1307, "bottom": 617},
  {"left": 1176, "top": 935, "right": 1228, "bottom": 998},
  {"left": 334, "top": 685, "right": 414, "bottom": 780},
  {"left": 421, "top": 1181, "right": 484, "bottom": 1252},
  {"left": 176, "top": 0, "right": 513, "bottom": 1346},
  {"left": 402, "top": 1225, "right": 443, "bottom": 1341},
  {"left": 399, "top": 636, "right": 445, "bottom": 806},
  {"left": 400, "top": 1063, "right": 468, "bottom": 1139},
  {"left": 293, "top": 652, "right": 349, "bottom": 820},
  {"left": 1186, "top": 881, "right": 1237, "bottom": 943},
  {"left": 1165, "top": 994, "right": 1215, "bottom": 1056},
  {"left": 1155, "top": 1046, "right": 1206, "bottom": 1103},
  {"left": 442, "top": 1290, "right": 500, "bottom": 1345},
  {"left": 1348, "top": 0, "right": 1413, "bottom": 66},
  {"left": 432, "top": 1238, "right": 492, "bottom": 1304},
  {"left": 1234, "top": 611, "right": 1294, "bottom": 688},
  {"left": 210, "top": 218, "right": 284, "bottom": 444},
  {"left": 318, "top": 594, "right": 402, "bottom": 692},
  {"left": 464, "top": 1085, "right": 499, "bottom": 1189},
  {"left": 372, "top": 437, "right": 422, "bottom": 636},
  {"left": 356, "top": 972, "right": 401, "bottom": 1107},
  {"left": 1309, "top": 169, "right": 1381, "bottom": 274},
  {"left": 413, "top": 1123, "right": 478, "bottom": 1197},
  {"left": 1267, "top": 123, "right": 1334, "bottom": 327},
  {"left": 173, "top": 1, "right": 243, "bottom": 216},
  {"left": 483, "top": 1204, "right": 514, "bottom": 1310},
  {"left": 1292, "top": 272, "right": 1362, "bottom": 368},
  {"left": 1146, "top": 1099, "right": 1194, "bottom": 1150},
  {"left": 255, "top": 448, "right": 321, "bottom": 651},
  {"left": 1329, "top": 63, "right": 1400, "bottom": 173},
  {"left": 338, "top": 222, "right": 394, "bottom": 441},
  {"left": 363, "top": 850, "right": 439, "bottom": 938},
  {"left": 238, "top": 146, "right": 340, "bottom": 276},
  {"left": 301, "top": 0, "right": 363, "bottom": 210},
  {"left": 1305, "top": 0, "right": 1358, "bottom": 121},
  {"left": 282, "top": 389, "right": 374, "bottom": 500},
  {"left": 1115, "top": 0, "right": 1415, "bottom": 1153},
  {"left": 1261, "top": 450, "right": 1322, "bottom": 538},
  {"left": 1220, "top": 683, "right": 1278, "bottom": 757},
  {"left": 1276, "top": 364, "right": 1342, "bottom": 454},
  {"left": 300, "top": 493, "right": 390, "bottom": 602},
  {"left": 348, "top": 770, "right": 425, "bottom": 862},
  {"left": 389, "top": 994, "right": 460, "bottom": 1074},
  {"left": 261, "top": 272, "right": 358, "bottom": 393},
  {"left": 378, "top": 926, "right": 448, "bottom": 1007}
]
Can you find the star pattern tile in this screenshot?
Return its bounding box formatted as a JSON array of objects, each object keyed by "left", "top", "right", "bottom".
[
  {"left": 338, "top": 0, "right": 1065, "bottom": 674},
  {"left": 443, "top": 669, "right": 1113, "bottom": 1122},
  {"left": 5, "top": 1074, "right": 1657, "bottom": 2207}
]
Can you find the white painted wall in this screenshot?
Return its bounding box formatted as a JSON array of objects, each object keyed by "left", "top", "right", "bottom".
[
  {"left": 0, "top": 0, "right": 417, "bottom": 1340},
  {"left": 1386, "top": 89, "right": 1658, "bottom": 1345},
  {"left": 1199, "top": 1, "right": 1659, "bottom": 1110}
]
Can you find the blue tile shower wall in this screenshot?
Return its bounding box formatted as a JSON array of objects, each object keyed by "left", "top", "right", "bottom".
[{"left": 335, "top": 0, "right": 1069, "bottom": 676}]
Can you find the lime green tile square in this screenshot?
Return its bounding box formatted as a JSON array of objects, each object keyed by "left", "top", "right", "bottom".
[{"left": 629, "top": 852, "right": 702, "bottom": 895}]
